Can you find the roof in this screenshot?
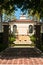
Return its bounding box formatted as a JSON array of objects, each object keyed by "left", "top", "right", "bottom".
[
  {"left": 9, "top": 19, "right": 35, "bottom": 23},
  {"left": 20, "top": 15, "right": 26, "bottom": 17},
  {"left": 2, "top": 22, "right": 9, "bottom": 25}
]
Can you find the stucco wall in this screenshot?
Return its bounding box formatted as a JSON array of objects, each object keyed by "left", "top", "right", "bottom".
[{"left": 9, "top": 22, "right": 35, "bottom": 35}]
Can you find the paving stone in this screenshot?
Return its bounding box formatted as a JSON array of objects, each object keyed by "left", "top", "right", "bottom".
[{"left": 0, "top": 48, "right": 43, "bottom": 65}]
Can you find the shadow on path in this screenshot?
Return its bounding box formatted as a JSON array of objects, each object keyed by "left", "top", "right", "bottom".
[{"left": 0, "top": 47, "right": 43, "bottom": 60}]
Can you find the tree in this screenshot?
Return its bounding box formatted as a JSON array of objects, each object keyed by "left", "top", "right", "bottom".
[
  {"left": 0, "top": 0, "right": 43, "bottom": 19},
  {"left": 0, "top": 0, "right": 43, "bottom": 32},
  {"left": 28, "top": 10, "right": 40, "bottom": 21},
  {"left": 2, "top": 11, "right": 16, "bottom": 22}
]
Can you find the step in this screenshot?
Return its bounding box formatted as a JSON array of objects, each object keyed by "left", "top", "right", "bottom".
[
  {"left": 11, "top": 46, "right": 35, "bottom": 48},
  {"left": 14, "top": 44, "right": 35, "bottom": 46},
  {"left": 10, "top": 43, "right": 35, "bottom": 48}
]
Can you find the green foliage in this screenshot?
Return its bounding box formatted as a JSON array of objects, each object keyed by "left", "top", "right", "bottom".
[
  {"left": 9, "top": 36, "right": 16, "bottom": 47},
  {"left": 3, "top": 11, "right": 16, "bottom": 22},
  {"left": 30, "top": 35, "right": 36, "bottom": 43},
  {"left": 9, "top": 36, "right": 16, "bottom": 43},
  {"left": 0, "top": 0, "right": 43, "bottom": 17}
]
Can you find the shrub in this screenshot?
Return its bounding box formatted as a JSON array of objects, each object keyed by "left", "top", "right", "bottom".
[
  {"left": 30, "top": 35, "right": 36, "bottom": 43},
  {"left": 9, "top": 36, "right": 16, "bottom": 43}
]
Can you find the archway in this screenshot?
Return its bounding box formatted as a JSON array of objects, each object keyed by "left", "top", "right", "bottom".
[
  {"left": 29, "top": 25, "right": 33, "bottom": 33},
  {"left": 13, "top": 25, "right": 17, "bottom": 36}
]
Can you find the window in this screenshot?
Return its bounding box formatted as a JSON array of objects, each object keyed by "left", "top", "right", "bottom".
[
  {"left": 13, "top": 25, "right": 17, "bottom": 34},
  {"left": 29, "top": 25, "right": 33, "bottom": 33}
]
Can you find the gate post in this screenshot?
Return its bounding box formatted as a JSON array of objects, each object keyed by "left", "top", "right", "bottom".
[
  {"left": 3, "top": 25, "right": 9, "bottom": 47},
  {"left": 0, "top": 33, "right": 3, "bottom": 43},
  {"left": 34, "top": 24, "right": 41, "bottom": 48}
]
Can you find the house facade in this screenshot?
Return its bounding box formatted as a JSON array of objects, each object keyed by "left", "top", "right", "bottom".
[
  {"left": 8, "top": 15, "right": 36, "bottom": 36},
  {"left": 2, "top": 15, "right": 36, "bottom": 36}
]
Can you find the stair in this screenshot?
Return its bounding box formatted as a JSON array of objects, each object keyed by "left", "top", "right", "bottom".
[{"left": 10, "top": 43, "right": 35, "bottom": 48}]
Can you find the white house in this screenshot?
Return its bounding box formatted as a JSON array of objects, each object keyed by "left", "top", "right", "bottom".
[{"left": 8, "top": 14, "right": 36, "bottom": 36}]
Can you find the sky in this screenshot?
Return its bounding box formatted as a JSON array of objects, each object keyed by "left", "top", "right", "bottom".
[
  {"left": 14, "top": 8, "right": 34, "bottom": 20},
  {"left": 14, "top": 8, "right": 21, "bottom": 19},
  {"left": 14, "top": 8, "right": 27, "bottom": 19}
]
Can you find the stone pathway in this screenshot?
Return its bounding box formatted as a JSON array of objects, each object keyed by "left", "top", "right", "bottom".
[{"left": 0, "top": 48, "right": 43, "bottom": 65}]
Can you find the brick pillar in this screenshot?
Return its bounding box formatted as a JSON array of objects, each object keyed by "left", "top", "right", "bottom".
[
  {"left": 34, "top": 24, "right": 41, "bottom": 47},
  {"left": 0, "top": 33, "right": 3, "bottom": 43},
  {"left": 3, "top": 25, "right": 9, "bottom": 46}
]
